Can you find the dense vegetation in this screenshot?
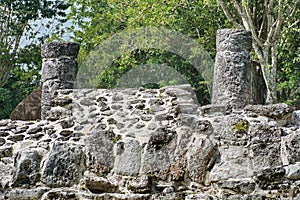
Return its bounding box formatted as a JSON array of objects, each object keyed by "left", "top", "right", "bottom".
[{"left": 0, "top": 0, "right": 299, "bottom": 119}]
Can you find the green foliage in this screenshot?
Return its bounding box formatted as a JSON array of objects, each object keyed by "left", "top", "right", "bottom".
[
  {"left": 232, "top": 120, "right": 248, "bottom": 134},
  {"left": 0, "top": 45, "right": 42, "bottom": 119},
  {"left": 67, "top": 0, "right": 229, "bottom": 105},
  {"left": 277, "top": 22, "right": 300, "bottom": 108},
  {"left": 0, "top": 0, "right": 69, "bottom": 119},
  {"left": 0, "top": 88, "right": 13, "bottom": 119},
  {"left": 0, "top": 0, "right": 69, "bottom": 87}
]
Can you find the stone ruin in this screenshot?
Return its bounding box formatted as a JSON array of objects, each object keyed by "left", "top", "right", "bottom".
[{"left": 1, "top": 29, "right": 300, "bottom": 199}]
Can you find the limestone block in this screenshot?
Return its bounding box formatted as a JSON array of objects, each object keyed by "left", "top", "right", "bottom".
[
  {"left": 42, "top": 190, "right": 78, "bottom": 200},
  {"left": 187, "top": 138, "right": 219, "bottom": 183},
  {"left": 212, "top": 29, "right": 252, "bottom": 110},
  {"left": 161, "top": 84, "right": 198, "bottom": 104},
  {"left": 13, "top": 148, "right": 46, "bottom": 186},
  {"left": 245, "top": 103, "right": 292, "bottom": 126},
  {"left": 248, "top": 123, "right": 283, "bottom": 144},
  {"left": 114, "top": 140, "right": 142, "bottom": 176},
  {"left": 3, "top": 188, "right": 49, "bottom": 200},
  {"left": 41, "top": 142, "right": 84, "bottom": 187},
  {"left": 141, "top": 130, "right": 178, "bottom": 181},
  {"left": 141, "top": 126, "right": 219, "bottom": 184},
  {"left": 284, "top": 162, "right": 300, "bottom": 180},
  {"left": 84, "top": 172, "right": 117, "bottom": 193},
  {"left": 207, "top": 146, "right": 253, "bottom": 182},
  {"left": 249, "top": 142, "right": 281, "bottom": 171},
  {"left": 218, "top": 178, "right": 256, "bottom": 194},
  {"left": 42, "top": 57, "right": 78, "bottom": 82},
  {"left": 200, "top": 104, "right": 226, "bottom": 116},
  {"left": 185, "top": 193, "right": 216, "bottom": 200},
  {"left": 291, "top": 110, "right": 300, "bottom": 127},
  {"left": 281, "top": 131, "right": 300, "bottom": 165},
  {"left": 0, "top": 161, "right": 14, "bottom": 189},
  {"left": 211, "top": 115, "right": 250, "bottom": 142},
  {"left": 41, "top": 42, "right": 79, "bottom": 58},
  {"left": 255, "top": 166, "right": 286, "bottom": 190},
  {"left": 85, "top": 130, "right": 115, "bottom": 176}
]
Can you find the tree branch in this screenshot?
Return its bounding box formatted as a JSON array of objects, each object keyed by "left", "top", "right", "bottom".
[
  {"left": 241, "top": 0, "right": 264, "bottom": 47},
  {"left": 218, "top": 0, "right": 243, "bottom": 28},
  {"left": 272, "top": 0, "right": 283, "bottom": 41},
  {"left": 286, "top": 0, "right": 300, "bottom": 23}
]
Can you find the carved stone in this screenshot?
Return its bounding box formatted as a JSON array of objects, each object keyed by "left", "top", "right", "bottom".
[
  {"left": 212, "top": 29, "right": 252, "bottom": 110},
  {"left": 41, "top": 42, "right": 79, "bottom": 120}
]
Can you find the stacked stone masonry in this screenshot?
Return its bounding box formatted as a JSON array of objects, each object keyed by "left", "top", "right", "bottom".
[
  {"left": 1, "top": 29, "right": 300, "bottom": 199},
  {"left": 1, "top": 85, "right": 300, "bottom": 199}
]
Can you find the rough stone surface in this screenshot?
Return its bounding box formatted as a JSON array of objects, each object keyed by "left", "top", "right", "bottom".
[
  {"left": 2, "top": 36, "right": 300, "bottom": 199},
  {"left": 281, "top": 131, "right": 300, "bottom": 165},
  {"left": 13, "top": 148, "right": 46, "bottom": 186},
  {"left": 41, "top": 141, "right": 84, "bottom": 187},
  {"left": 292, "top": 110, "right": 300, "bottom": 127},
  {"left": 1, "top": 85, "right": 299, "bottom": 199},
  {"left": 245, "top": 103, "right": 292, "bottom": 126},
  {"left": 212, "top": 29, "right": 252, "bottom": 110},
  {"left": 41, "top": 42, "right": 79, "bottom": 120}
]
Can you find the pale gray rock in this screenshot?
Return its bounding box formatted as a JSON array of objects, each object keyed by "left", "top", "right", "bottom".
[
  {"left": 200, "top": 104, "right": 226, "bottom": 116},
  {"left": 0, "top": 161, "right": 14, "bottom": 189},
  {"left": 187, "top": 137, "right": 219, "bottom": 183},
  {"left": 114, "top": 140, "right": 142, "bottom": 176},
  {"left": 207, "top": 146, "right": 253, "bottom": 182},
  {"left": 212, "top": 29, "right": 252, "bottom": 110},
  {"left": 85, "top": 129, "right": 115, "bottom": 176},
  {"left": 84, "top": 175, "right": 117, "bottom": 193},
  {"left": 218, "top": 179, "right": 256, "bottom": 194},
  {"left": 141, "top": 132, "right": 178, "bottom": 181},
  {"left": 3, "top": 188, "right": 49, "bottom": 200},
  {"left": 41, "top": 42, "right": 80, "bottom": 58},
  {"left": 281, "top": 132, "right": 300, "bottom": 165},
  {"left": 41, "top": 142, "right": 84, "bottom": 187},
  {"left": 13, "top": 148, "right": 46, "bottom": 186},
  {"left": 249, "top": 123, "right": 283, "bottom": 144},
  {"left": 42, "top": 190, "right": 78, "bottom": 200},
  {"left": 211, "top": 115, "right": 250, "bottom": 142},
  {"left": 185, "top": 193, "right": 216, "bottom": 200},
  {"left": 41, "top": 42, "right": 79, "bottom": 120},
  {"left": 126, "top": 175, "right": 150, "bottom": 193},
  {"left": 291, "top": 110, "right": 300, "bottom": 127},
  {"left": 285, "top": 162, "right": 300, "bottom": 180},
  {"left": 245, "top": 103, "right": 292, "bottom": 126},
  {"left": 255, "top": 166, "right": 285, "bottom": 190}
]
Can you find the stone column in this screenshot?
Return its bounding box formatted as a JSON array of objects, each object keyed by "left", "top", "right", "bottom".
[
  {"left": 212, "top": 29, "right": 252, "bottom": 110},
  {"left": 41, "top": 42, "right": 80, "bottom": 120}
]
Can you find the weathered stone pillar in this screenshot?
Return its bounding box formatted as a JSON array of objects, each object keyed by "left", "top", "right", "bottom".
[
  {"left": 212, "top": 29, "right": 252, "bottom": 110},
  {"left": 41, "top": 42, "right": 80, "bottom": 120}
]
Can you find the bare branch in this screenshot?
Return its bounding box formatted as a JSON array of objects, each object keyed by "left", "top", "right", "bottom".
[
  {"left": 272, "top": 0, "right": 283, "bottom": 41},
  {"left": 218, "top": 0, "right": 243, "bottom": 28},
  {"left": 241, "top": 0, "right": 264, "bottom": 47},
  {"left": 286, "top": 0, "right": 300, "bottom": 23},
  {"left": 252, "top": 42, "right": 266, "bottom": 66},
  {"left": 287, "top": 19, "right": 300, "bottom": 29}
]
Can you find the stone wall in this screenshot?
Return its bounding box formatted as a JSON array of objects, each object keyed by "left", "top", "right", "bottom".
[
  {"left": 1, "top": 29, "right": 300, "bottom": 199},
  {"left": 1, "top": 85, "right": 300, "bottom": 199}
]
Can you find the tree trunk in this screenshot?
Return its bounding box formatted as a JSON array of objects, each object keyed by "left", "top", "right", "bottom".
[{"left": 260, "top": 44, "right": 277, "bottom": 104}]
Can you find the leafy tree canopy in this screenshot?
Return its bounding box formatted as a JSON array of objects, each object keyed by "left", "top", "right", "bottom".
[
  {"left": 67, "top": 0, "right": 229, "bottom": 104},
  {"left": 0, "top": 0, "right": 69, "bottom": 119}
]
